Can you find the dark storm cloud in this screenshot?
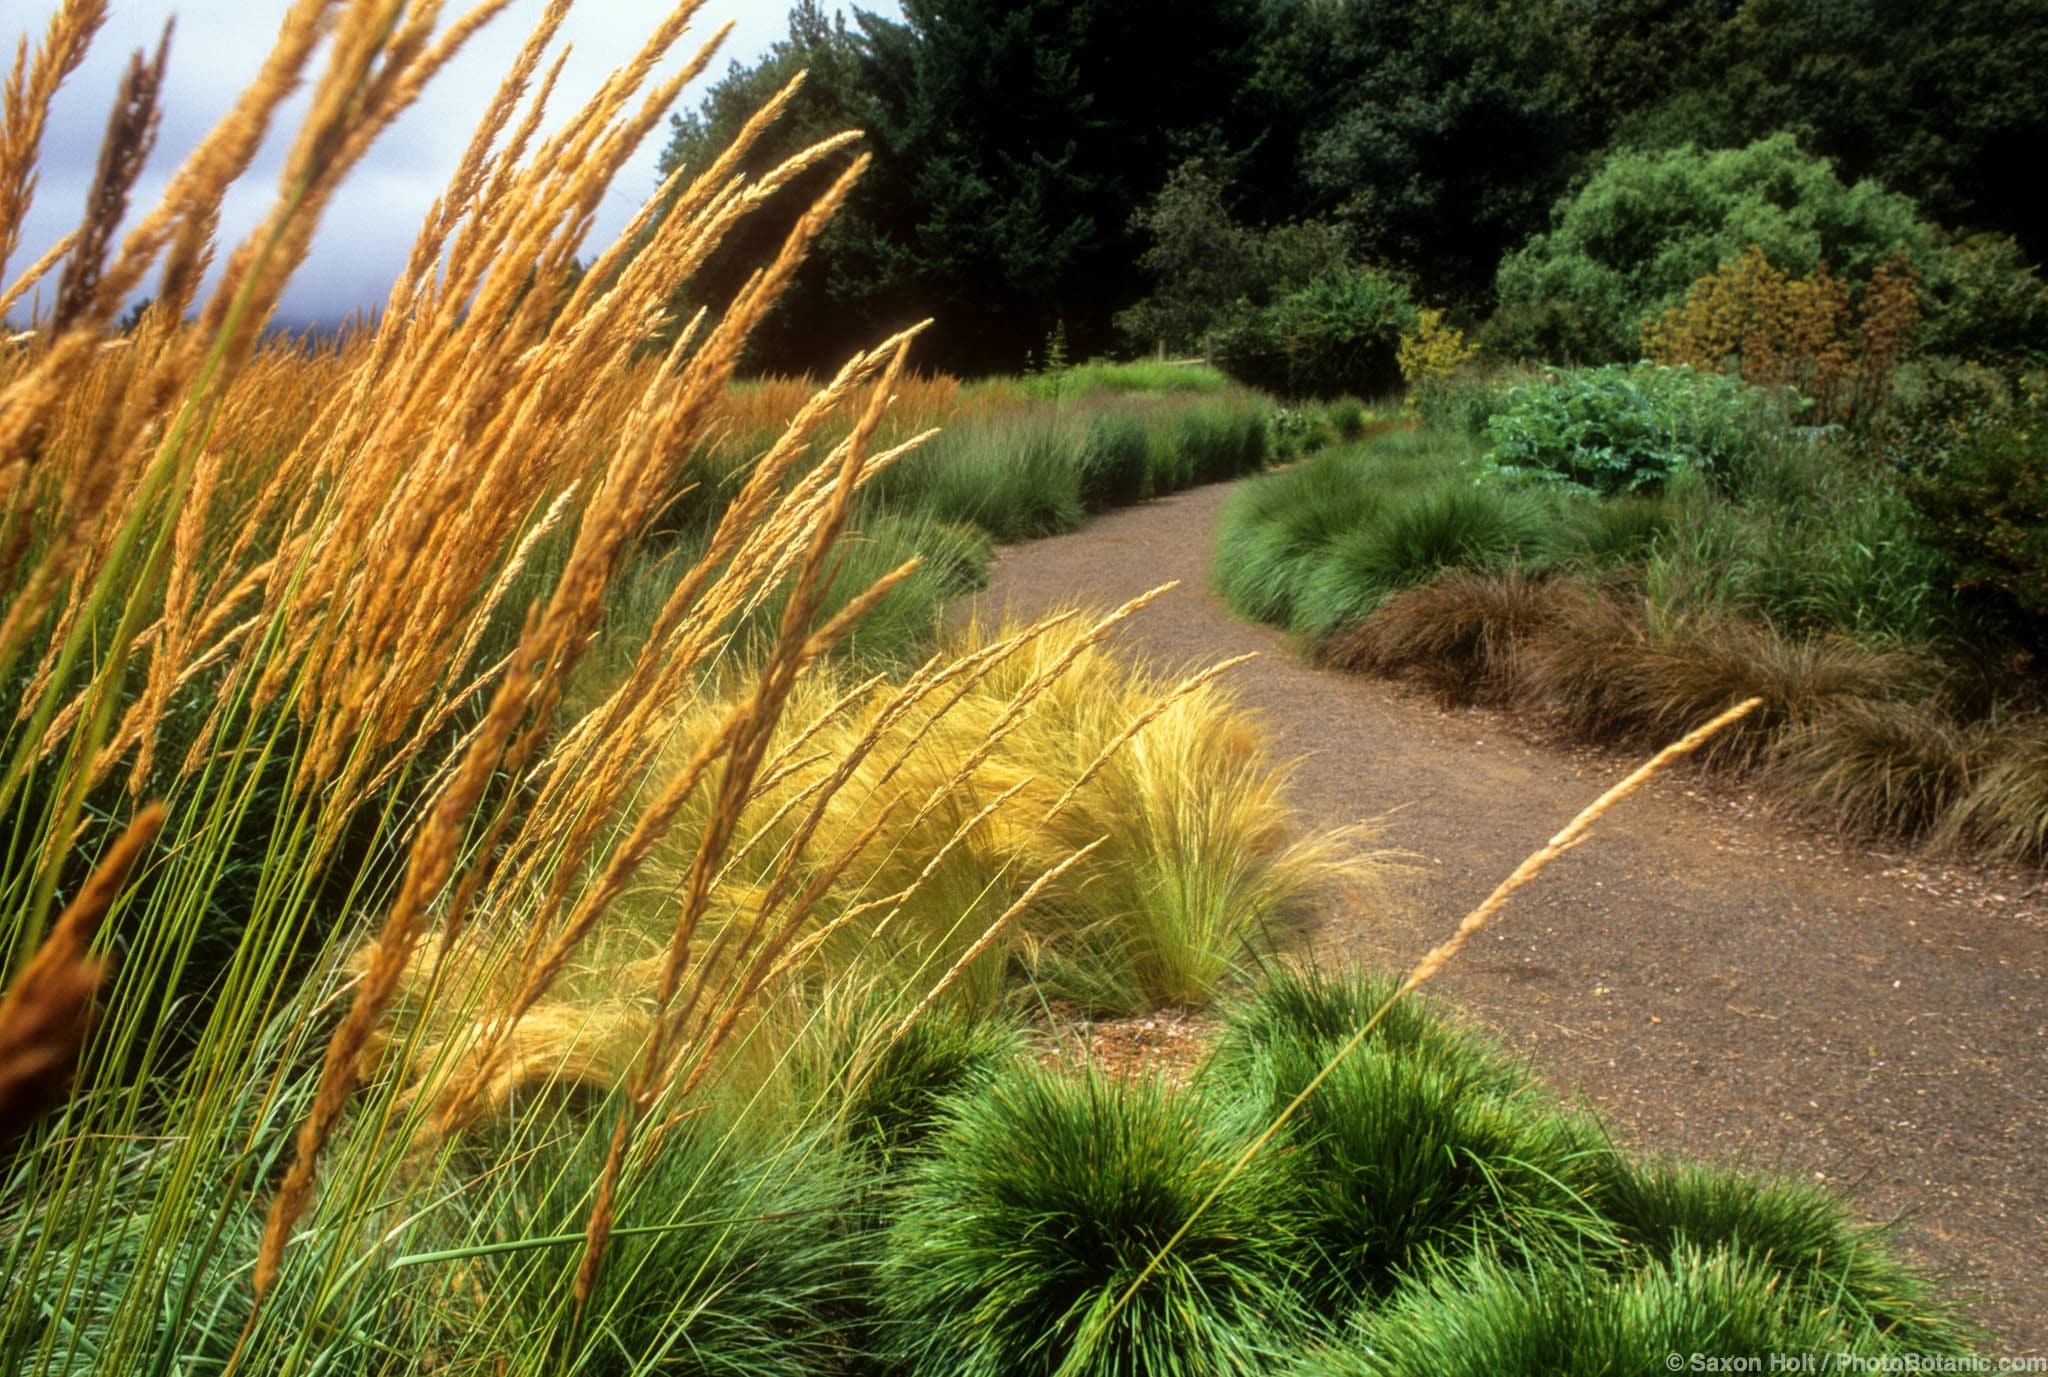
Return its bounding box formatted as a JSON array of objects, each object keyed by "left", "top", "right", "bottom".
[{"left": 6, "top": 1, "right": 896, "bottom": 324}]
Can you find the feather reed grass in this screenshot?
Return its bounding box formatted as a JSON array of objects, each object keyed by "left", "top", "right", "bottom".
[
  {"left": 0, "top": 8, "right": 1339, "bottom": 1371},
  {"left": 0, "top": 2, "right": 1234, "bottom": 1370},
  {"left": 0, "top": 801, "right": 160, "bottom": 1144}
]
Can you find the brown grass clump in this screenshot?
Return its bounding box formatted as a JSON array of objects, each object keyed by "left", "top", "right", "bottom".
[
  {"left": 1776, "top": 697, "right": 1975, "bottom": 841},
  {"left": 1940, "top": 713, "right": 2048, "bottom": 863},
  {"left": 1494, "top": 582, "right": 1656, "bottom": 736},
  {"left": 1319, "top": 566, "right": 1577, "bottom": 704},
  {"left": 1331, "top": 569, "right": 2040, "bottom": 859},
  {"left": 1609, "top": 614, "right": 1935, "bottom": 772}
]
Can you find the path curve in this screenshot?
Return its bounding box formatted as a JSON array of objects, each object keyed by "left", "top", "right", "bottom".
[{"left": 973, "top": 478, "right": 2048, "bottom": 1355}]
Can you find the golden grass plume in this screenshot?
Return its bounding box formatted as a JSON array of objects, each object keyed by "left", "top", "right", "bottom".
[{"left": 0, "top": 802, "right": 162, "bottom": 1145}]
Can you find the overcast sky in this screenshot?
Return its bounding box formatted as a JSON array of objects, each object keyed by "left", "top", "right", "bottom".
[{"left": 6, "top": 1, "right": 899, "bottom": 323}]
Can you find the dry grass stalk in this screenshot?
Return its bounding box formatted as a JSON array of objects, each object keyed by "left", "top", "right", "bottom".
[
  {"left": 238, "top": 1, "right": 890, "bottom": 1311},
  {"left": 0, "top": 229, "right": 73, "bottom": 321},
  {"left": 50, "top": 26, "right": 167, "bottom": 335},
  {"left": 570, "top": 341, "right": 916, "bottom": 1312},
  {"left": 0, "top": 801, "right": 162, "bottom": 1145},
  {"left": 1097, "top": 694, "right": 1766, "bottom": 1340},
  {"left": 889, "top": 837, "right": 1106, "bottom": 1041},
  {"left": 0, "top": 0, "right": 107, "bottom": 282}
]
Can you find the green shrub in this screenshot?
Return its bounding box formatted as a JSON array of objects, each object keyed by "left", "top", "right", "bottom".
[
  {"left": 1903, "top": 404, "right": 2048, "bottom": 645},
  {"left": 1493, "top": 134, "right": 1937, "bottom": 362},
  {"left": 880, "top": 1067, "right": 1304, "bottom": 1376},
  {"left": 1919, "top": 232, "right": 2048, "bottom": 364},
  {"left": 1267, "top": 404, "right": 1339, "bottom": 462},
  {"left": 1215, "top": 265, "right": 1419, "bottom": 399},
  {"left": 1875, "top": 357, "right": 2027, "bottom": 471},
  {"left": 1483, "top": 364, "right": 1770, "bottom": 496}
]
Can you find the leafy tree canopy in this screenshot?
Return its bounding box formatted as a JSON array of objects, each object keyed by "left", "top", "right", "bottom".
[
  {"left": 1493, "top": 135, "right": 1934, "bottom": 361},
  {"left": 651, "top": 0, "right": 2048, "bottom": 375}
]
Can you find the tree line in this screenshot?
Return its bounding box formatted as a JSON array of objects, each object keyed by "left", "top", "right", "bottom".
[{"left": 655, "top": 0, "right": 2048, "bottom": 379}]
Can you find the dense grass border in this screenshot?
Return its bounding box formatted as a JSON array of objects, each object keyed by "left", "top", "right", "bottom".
[
  {"left": 1215, "top": 427, "right": 2048, "bottom": 867},
  {"left": 1325, "top": 570, "right": 2048, "bottom": 864},
  {"left": 868, "top": 966, "right": 1971, "bottom": 1374}
]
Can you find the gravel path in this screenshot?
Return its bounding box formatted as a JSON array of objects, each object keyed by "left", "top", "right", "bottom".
[{"left": 972, "top": 478, "right": 2048, "bottom": 1356}]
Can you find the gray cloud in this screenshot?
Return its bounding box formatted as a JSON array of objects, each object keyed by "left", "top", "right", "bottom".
[{"left": 6, "top": 0, "right": 897, "bottom": 323}]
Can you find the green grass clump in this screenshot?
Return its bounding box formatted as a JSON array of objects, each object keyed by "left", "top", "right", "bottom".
[
  {"left": 1260, "top": 1034, "right": 1612, "bottom": 1311},
  {"left": 1291, "top": 483, "right": 1548, "bottom": 639},
  {"left": 1292, "top": 1246, "right": 1929, "bottom": 1376},
  {"left": 879, "top": 1066, "right": 1304, "bottom": 1376},
  {"left": 892, "top": 417, "right": 1089, "bottom": 541},
  {"left": 1215, "top": 431, "right": 1527, "bottom": 638},
  {"left": 872, "top": 388, "right": 1274, "bottom": 546},
  {"left": 1019, "top": 359, "right": 1234, "bottom": 400},
  {"left": 1214, "top": 450, "right": 1388, "bottom": 626},
  {"left": 492, "top": 1112, "right": 861, "bottom": 1377},
  {"left": 1204, "top": 967, "right": 1527, "bottom": 1098},
  {"left": 1206, "top": 969, "right": 1610, "bottom": 1314},
  {"left": 813, "top": 1003, "right": 1026, "bottom": 1164},
  {"left": 1596, "top": 1157, "right": 1970, "bottom": 1353},
  {"left": 826, "top": 512, "right": 994, "bottom": 665},
  {"left": 1168, "top": 395, "right": 1271, "bottom": 489},
  {"left": 1546, "top": 491, "right": 1675, "bottom": 568},
  {"left": 1644, "top": 470, "right": 1953, "bottom": 642},
  {"left": 1328, "top": 396, "right": 1369, "bottom": 440},
  {"left": 617, "top": 509, "right": 995, "bottom": 677},
  {"left": 1073, "top": 413, "right": 1151, "bottom": 509}
]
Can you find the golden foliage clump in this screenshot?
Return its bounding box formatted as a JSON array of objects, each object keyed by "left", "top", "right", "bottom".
[
  {"left": 1396, "top": 307, "right": 1479, "bottom": 394},
  {"left": 1642, "top": 244, "right": 1920, "bottom": 424},
  {"left": 383, "top": 603, "right": 1376, "bottom": 1132}
]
